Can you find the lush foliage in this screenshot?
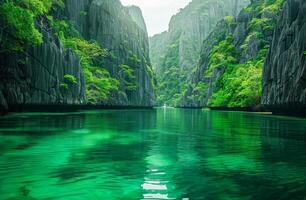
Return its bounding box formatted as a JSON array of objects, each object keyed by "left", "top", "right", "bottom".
[
  {"left": 60, "top": 73, "right": 77, "bottom": 91},
  {"left": 206, "top": 36, "right": 237, "bottom": 76},
  {"left": 0, "top": 0, "right": 64, "bottom": 52},
  {"left": 53, "top": 19, "right": 119, "bottom": 103},
  {"left": 245, "top": 0, "right": 285, "bottom": 14},
  {"left": 119, "top": 64, "right": 137, "bottom": 91},
  {"left": 64, "top": 74, "right": 77, "bottom": 85},
  {"left": 156, "top": 39, "right": 187, "bottom": 106},
  {"left": 183, "top": 0, "right": 286, "bottom": 108},
  {"left": 206, "top": 35, "right": 263, "bottom": 107},
  {"left": 224, "top": 16, "right": 234, "bottom": 24},
  {"left": 210, "top": 61, "right": 262, "bottom": 107}
]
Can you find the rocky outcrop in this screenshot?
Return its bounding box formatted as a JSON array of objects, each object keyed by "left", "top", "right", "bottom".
[
  {"left": 262, "top": 0, "right": 306, "bottom": 112},
  {"left": 66, "top": 0, "right": 155, "bottom": 106},
  {"left": 0, "top": 24, "right": 86, "bottom": 114}
]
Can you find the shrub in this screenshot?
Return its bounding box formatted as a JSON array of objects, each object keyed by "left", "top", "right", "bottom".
[
  {"left": 64, "top": 74, "right": 77, "bottom": 85},
  {"left": 119, "top": 64, "right": 137, "bottom": 91},
  {"left": 60, "top": 83, "right": 69, "bottom": 90}
]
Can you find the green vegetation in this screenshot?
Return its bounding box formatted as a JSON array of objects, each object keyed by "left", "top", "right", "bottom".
[
  {"left": 53, "top": 19, "right": 119, "bottom": 103},
  {"left": 224, "top": 16, "right": 234, "bottom": 24},
  {"left": 85, "top": 67, "right": 119, "bottom": 103},
  {"left": 187, "top": 81, "right": 208, "bottom": 104},
  {"left": 245, "top": 0, "right": 285, "bottom": 14},
  {"left": 64, "top": 74, "right": 77, "bottom": 85},
  {"left": 0, "top": 0, "right": 147, "bottom": 105},
  {"left": 0, "top": 0, "right": 65, "bottom": 52},
  {"left": 60, "top": 83, "right": 69, "bottom": 90},
  {"left": 263, "top": 0, "right": 286, "bottom": 13},
  {"left": 210, "top": 60, "right": 262, "bottom": 107},
  {"left": 79, "top": 11, "right": 87, "bottom": 16},
  {"left": 61, "top": 73, "right": 77, "bottom": 91},
  {"left": 156, "top": 39, "right": 187, "bottom": 106},
  {"left": 119, "top": 64, "right": 137, "bottom": 91},
  {"left": 204, "top": 33, "right": 266, "bottom": 107},
  {"left": 206, "top": 36, "right": 237, "bottom": 76},
  {"left": 0, "top": 0, "right": 52, "bottom": 51},
  {"left": 181, "top": 0, "right": 286, "bottom": 108}
]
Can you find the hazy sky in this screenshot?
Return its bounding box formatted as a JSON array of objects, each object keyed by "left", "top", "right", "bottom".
[{"left": 121, "top": 0, "right": 192, "bottom": 37}]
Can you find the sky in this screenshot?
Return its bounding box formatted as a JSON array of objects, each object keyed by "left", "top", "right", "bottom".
[{"left": 121, "top": 0, "right": 192, "bottom": 37}]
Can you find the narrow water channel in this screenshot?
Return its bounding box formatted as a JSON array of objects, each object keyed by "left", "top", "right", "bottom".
[{"left": 1, "top": 109, "right": 306, "bottom": 200}]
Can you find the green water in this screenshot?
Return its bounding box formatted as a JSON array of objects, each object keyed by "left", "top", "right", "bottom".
[{"left": 1, "top": 109, "right": 306, "bottom": 200}]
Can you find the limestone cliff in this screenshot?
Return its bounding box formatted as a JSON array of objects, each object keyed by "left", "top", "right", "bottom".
[
  {"left": 0, "top": 0, "right": 155, "bottom": 114},
  {"left": 0, "top": 23, "right": 86, "bottom": 114},
  {"left": 150, "top": 0, "right": 250, "bottom": 106},
  {"left": 262, "top": 0, "right": 306, "bottom": 113},
  {"left": 181, "top": 0, "right": 284, "bottom": 108},
  {"left": 151, "top": 0, "right": 250, "bottom": 72},
  {"left": 66, "top": 0, "right": 155, "bottom": 106}
]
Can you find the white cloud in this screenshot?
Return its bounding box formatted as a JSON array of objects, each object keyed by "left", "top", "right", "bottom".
[{"left": 121, "top": 0, "right": 192, "bottom": 36}]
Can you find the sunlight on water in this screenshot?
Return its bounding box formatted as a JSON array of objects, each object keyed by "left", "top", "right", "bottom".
[{"left": 0, "top": 109, "right": 306, "bottom": 199}]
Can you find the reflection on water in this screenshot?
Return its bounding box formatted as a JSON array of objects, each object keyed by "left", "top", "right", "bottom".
[{"left": 0, "top": 109, "right": 306, "bottom": 199}]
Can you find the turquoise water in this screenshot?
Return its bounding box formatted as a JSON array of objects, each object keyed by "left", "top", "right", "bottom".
[{"left": 0, "top": 109, "right": 306, "bottom": 200}]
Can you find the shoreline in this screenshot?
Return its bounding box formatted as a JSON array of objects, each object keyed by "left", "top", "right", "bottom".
[
  {"left": 178, "top": 105, "right": 306, "bottom": 118},
  {"left": 0, "top": 104, "right": 155, "bottom": 116},
  {"left": 1, "top": 104, "right": 305, "bottom": 118}
]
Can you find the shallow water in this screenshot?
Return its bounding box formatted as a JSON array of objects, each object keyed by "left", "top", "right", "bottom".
[{"left": 0, "top": 109, "right": 306, "bottom": 200}]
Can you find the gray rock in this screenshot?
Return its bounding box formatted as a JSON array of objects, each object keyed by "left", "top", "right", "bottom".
[
  {"left": 0, "top": 23, "right": 86, "bottom": 112},
  {"left": 262, "top": 0, "right": 306, "bottom": 109},
  {"left": 126, "top": 6, "right": 148, "bottom": 34},
  {"left": 150, "top": 0, "right": 250, "bottom": 75},
  {"left": 0, "top": 0, "right": 155, "bottom": 113},
  {"left": 0, "top": 89, "right": 8, "bottom": 115},
  {"left": 66, "top": 0, "right": 155, "bottom": 106}
]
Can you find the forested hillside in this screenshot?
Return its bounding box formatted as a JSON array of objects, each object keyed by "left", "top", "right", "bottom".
[
  {"left": 0, "top": 0, "right": 155, "bottom": 114},
  {"left": 150, "top": 0, "right": 250, "bottom": 106},
  {"left": 182, "top": 0, "right": 286, "bottom": 108}
]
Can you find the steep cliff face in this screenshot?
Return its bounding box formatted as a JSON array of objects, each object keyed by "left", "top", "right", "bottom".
[
  {"left": 0, "top": 0, "right": 155, "bottom": 114},
  {"left": 149, "top": 31, "right": 169, "bottom": 75},
  {"left": 126, "top": 6, "right": 148, "bottom": 33},
  {"left": 0, "top": 23, "right": 86, "bottom": 114},
  {"left": 181, "top": 0, "right": 285, "bottom": 108},
  {"left": 262, "top": 0, "right": 306, "bottom": 111},
  {"left": 150, "top": 0, "right": 250, "bottom": 106},
  {"left": 66, "top": 0, "right": 155, "bottom": 106}
]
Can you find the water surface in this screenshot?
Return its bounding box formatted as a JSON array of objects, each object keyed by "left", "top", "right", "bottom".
[{"left": 1, "top": 109, "right": 306, "bottom": 200}]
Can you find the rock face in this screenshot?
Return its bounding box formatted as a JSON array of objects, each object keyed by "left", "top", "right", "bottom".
[
  {"left": 0, "top": 25, "right": 86, "bottom": 114},
  {"left": 181, "top": 0, "right": 281, "bottom": 107},
  {"left": 150, "top": 0, "right": 250, "bottom": 74},
  {"left": 66, "top": 0, "right": 155, "bottom": 106},
  {"left": 262, "top": 0, "right": 306, "bottom": 111},
  {"left": 0, "top": 0, "right": 155, "bottom": 114},
  {"left": 126, "top": 5, "right": 148, "bottom": 33}
]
